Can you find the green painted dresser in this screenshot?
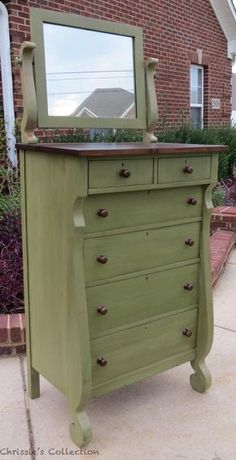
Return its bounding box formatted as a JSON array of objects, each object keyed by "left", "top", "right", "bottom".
[{"left": 19, "top": 141, "right": 226, "bottom": 447}]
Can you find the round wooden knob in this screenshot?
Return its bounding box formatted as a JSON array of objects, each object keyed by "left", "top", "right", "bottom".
[
  {"left": 183, "top": 165, "right": 193, "bottom": 174},
  {"left": 119, "top": 168, "right": 131, "bottom": 178},
  {"left": 187, "top": 197, "right": 197, "bottom": 206},
  {"left": 97, "top": 305, "right": 108, "bottom": 315},
  {"left": 184, "top": 283, "right": 194, "bottom": 291},
  {"left": 182, "top": 328, "right": 192, "bottom": 338},
  {"left": 97, "top": 255, "right": 108, "bottom": 264},
  {"left": 97, "top": 357, "right": 107, "bottom": 366},
  {"left": 185, "top": 238, "right": 195, "bottom": 246},
  {"left": 97, "top": 208, "right": 109, "bottom": 218}
]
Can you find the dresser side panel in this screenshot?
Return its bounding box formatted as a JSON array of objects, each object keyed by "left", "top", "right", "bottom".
[{"left": 23, "top": 150, "right": 87, "bottom": 392}]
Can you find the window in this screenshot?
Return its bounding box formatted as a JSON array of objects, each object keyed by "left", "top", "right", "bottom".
[{"left": 190, "top": 65, "right": 204, "bottom": 128}]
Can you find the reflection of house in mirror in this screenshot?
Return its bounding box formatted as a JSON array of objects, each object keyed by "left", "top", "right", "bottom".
[{"left": 71, "top": 88, "right": 135, "bottom": 118}]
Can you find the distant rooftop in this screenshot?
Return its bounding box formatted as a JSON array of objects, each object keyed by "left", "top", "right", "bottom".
[{"left": 71, "top": 88, "right": 135, "bottom": 118}]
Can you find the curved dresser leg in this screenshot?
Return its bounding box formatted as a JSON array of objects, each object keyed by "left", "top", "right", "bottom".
[
  {"left": 189, "top": 182, "right": 216, "bottom": 394},
  {"left": 190, "top": 359, "right": 212, "bottom": 393},
  {"left": 67, "top": 195, "right": 92, "bottom": 448},
  {"left": 69, "top": 409, "right": 92, "bottom": 447}
]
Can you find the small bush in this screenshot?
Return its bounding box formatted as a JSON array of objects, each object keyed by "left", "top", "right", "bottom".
[
  {"left": 0, "top": 210, "right": 24, "bottom": 314},
  {"left": 212, "top": 187, "right": 226, "bottom": 207},
  {"left": 158, "top": 124, "right": 236, "bottom": 181},
  {"left": 212, "top": 179, "right": 236, "bottom": 206},
  {"left": 42, "top": 127, "right": 142, "bottom": 143},
  {"left": 0, "top": 165, "right": 20, "bottom": 215},
  {"left": 224, "top": 179, "right": 236, "bottom": 206},
  {"left": 0, "top": 118, "right": 7, "bottom": 161},
  {"left": 0, "top": 118, "right": 22, "bottom": 314}
]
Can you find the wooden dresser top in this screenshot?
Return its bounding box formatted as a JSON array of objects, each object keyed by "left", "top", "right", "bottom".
[{"left": 17, "top": 142, "right": 227, "bottom": 158}]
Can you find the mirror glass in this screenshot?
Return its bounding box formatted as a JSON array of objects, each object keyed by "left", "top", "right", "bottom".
[{"left": 43, "top": 23, "right": 136, "bottom": 118}]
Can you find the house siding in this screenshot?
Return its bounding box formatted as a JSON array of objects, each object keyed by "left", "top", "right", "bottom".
[{"left": 1, "top": 0, "right": 232, "bottom": 129}]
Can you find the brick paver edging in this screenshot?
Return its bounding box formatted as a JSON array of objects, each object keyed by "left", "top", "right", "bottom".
[
  {"left": 0, "top": 314, "right": 26, "bottom": 356},
  {"left": 210, "top": 230, "right": 236, "bottom": 287},
  {"left": 0, "top": 229, "right": 236, "bottom": 357},
  {"left": 211, "top": 206, "right": 236, "bottom": 234}
]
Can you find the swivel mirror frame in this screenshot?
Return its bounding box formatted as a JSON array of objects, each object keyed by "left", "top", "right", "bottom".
[{"left": 18, "top": 8, "right": 158, "bottom": 143}]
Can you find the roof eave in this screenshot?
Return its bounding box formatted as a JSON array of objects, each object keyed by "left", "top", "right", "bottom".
[{"left": 209, "top": 0, "right": 236, "bottom": 58}]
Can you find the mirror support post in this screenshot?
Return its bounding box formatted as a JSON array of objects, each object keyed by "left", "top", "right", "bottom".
[
  {"left": 143, "top": 57, "right": 159, "bottom": 143},
  {"left": 17, "top": 41, "right": 38, "bottom": 144}
]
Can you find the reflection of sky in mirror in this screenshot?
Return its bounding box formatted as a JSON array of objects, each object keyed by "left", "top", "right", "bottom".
[{"left": 43, "top": 23, "right": 135, "bottom": 116}]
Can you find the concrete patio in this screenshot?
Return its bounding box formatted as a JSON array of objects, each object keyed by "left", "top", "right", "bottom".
[{"left": 0, "top": 249, "right": 236, "bottom": 460}]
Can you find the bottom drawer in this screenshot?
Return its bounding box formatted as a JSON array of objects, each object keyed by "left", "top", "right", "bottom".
[{"left": 91, "top": 308, "right": 197, "bottom": 388}]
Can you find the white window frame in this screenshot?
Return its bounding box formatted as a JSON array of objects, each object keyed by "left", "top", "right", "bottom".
[{"left": 190, "top": 64, "right": 204, "bottom": 128}]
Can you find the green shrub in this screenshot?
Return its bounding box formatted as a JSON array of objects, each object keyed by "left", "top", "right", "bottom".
[
  {"left": 0, "top": 118, "right": 7, "bottom": 160},
  {"left": 0, "top": 118, "right": 21, "bottom": 215},
  {"left": 212, "top": 187, "right": 226, "bottom": 207},
  {"left": 0, "top": 166, "right": 21, "bottom": 216},
  {"left": 158, "top": 124, "right": 236, "bottom": 181},
  {"left": 42, "top": 128, "right": 142, "bottom": 143}
]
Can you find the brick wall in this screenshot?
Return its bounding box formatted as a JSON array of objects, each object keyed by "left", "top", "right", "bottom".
[{"left": 1, "top": 0, "right": 232, "bottom": 128}]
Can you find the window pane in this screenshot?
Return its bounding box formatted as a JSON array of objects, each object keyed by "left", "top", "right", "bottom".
[
  {"left": 190, "top": 107, "right": 202, "bottom": 128},
  {"left": 197, "top": 68, "right": 203, "bottom": 86},
  {"left": 190, "top": 67, "right": 198, "bottom": 104},
  {"left": 190, "top": 66, "right": 203, "bottom": 105},
  {"left": 197, "top": 68, "right": 203, "bottom": 104},
  {"left": 191, "top": 88, "right": 198, "bottom": 105},
  {"left": 197, "top": 85, "right": 202, "bottom": 104}
]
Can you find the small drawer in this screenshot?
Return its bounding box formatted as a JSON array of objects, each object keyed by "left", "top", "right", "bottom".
[
  {"left": 158, "top": 156, "right": 211, "bottom": 183},
  {"left": 84, "top": 221, "right": 200, "bottom": 283},
  {"left": 84, "top": 186, "right": 203, "bottom": 233},
  {"left": 88, "top": 159, "right": 153, "bottom": 190},
  {"left": 87, "top": 263, "right": 199, "bottom": 338},
  {"left": 91, "top": 308, "right": 197, "bottom": 388}
]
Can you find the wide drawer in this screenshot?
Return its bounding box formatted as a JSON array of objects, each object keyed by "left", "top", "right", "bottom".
[
  {"left": 84, "top": 222, "right": 200, "bottom": 282},
  {"left": 84, "top": 186, "right": 203, "bottom": 233},
  {"left": 158, "top": 156, "right": 211, "bottom": 183},
  {"left": 87, "top": 263, "right": 199, "bottom": 338},
  {"left": 91, "top": 308, "right": 197, "bottom": 388},
  {"left": 88, "top": 158, "right": 154, "bottom": 189}
]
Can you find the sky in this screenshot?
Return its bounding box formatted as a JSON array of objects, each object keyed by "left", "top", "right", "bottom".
[{"left": 43, "top": 23, "right": 135, "bottom": 116}]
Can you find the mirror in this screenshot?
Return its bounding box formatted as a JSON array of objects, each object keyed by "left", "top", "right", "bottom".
[
  {"left": 30, "top": 9, "right": 146, "bottom": 129},
  {"left": 44, "top": 24, "right": 135, "bottom": 119}
]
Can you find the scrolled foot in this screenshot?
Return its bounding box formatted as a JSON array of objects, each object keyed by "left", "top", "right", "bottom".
[
  {"left": 190, "top": 359, "right": 212, "bottom": 393},
  {"left": 70, "top": 410, "right": 92, "bottom": 447},
  {"left": 143, "top": 131, "right": 158, "bottom": 143}
]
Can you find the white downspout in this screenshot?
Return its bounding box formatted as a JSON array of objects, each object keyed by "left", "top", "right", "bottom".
[{"left": 0, "top": 1, "right": 16, "bottom": 167}]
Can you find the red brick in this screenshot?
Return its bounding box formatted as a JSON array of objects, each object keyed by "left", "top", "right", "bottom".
[
  {"left": 15, "top": 344, "right": 26, "bottom": 355},
  {"left": 0, "top": 315, "right": 9, "bottom": 344},
  {"left": 211, "top": 207, "right": 236, "bottom": 236},
  {"left": 21, "top": 313, "right": 26, "bottom": 342},
  {"left": 0, "top": 347, "right": 13, "bottom": 357},
  {"left": 225, "top": 209, "right": 236, "bottom": 216},
  {"left": 10, "top": 314, "right": 21, "bottom": 343}
]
